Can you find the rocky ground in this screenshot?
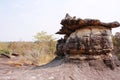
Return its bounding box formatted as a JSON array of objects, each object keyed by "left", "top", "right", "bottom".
[{"left": 0, "top": 56, "right": 120, "bottom": 80}]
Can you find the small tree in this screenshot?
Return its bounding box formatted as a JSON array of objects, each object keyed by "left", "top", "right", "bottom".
[
  {"left": 34, "top": 31, "right": 55, "bottom": 42},
  {"left": 33, "top": 31, "right": 56, "bottom": 65}
]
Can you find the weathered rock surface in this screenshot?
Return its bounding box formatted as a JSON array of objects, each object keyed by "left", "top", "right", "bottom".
[
  {"left": 56, "top": 14, "right": 120, "bottom": 35},
  {"left": 55, "top": 14, "right": 120, "bottom": 69}
]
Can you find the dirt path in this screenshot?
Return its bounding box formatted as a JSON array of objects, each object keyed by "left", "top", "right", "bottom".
[{"left": 0, "top": 57, "right": 120, "bottom": 80}]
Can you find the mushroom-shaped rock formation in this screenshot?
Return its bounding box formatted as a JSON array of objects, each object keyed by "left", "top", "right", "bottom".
[{"left": 55, "top": 14, "right": 120, "bottom": 69}]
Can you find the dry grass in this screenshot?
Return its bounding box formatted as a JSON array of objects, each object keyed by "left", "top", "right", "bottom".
[
  {"left": 0, "top": 41, "right": 56, "bottom": 66},
  {"left": 21, "top": 46, "right": 56, "bottom": 66}
]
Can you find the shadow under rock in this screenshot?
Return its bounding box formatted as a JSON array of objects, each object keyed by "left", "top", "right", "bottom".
[{"left": 32, "top": 57, "right": 65, "bottom": 69}]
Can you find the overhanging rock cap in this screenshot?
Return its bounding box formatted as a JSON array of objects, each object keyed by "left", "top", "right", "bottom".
[{"left": 56, "top": 14, "right": 120, "bottom": 35}]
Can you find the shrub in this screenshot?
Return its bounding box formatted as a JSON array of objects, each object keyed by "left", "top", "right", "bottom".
[
  {"left": 0, "top": 49, "right": 10, "bottom": 55},
  {"left": 113, "top": 32, "right": 120, "bottom": 60}
]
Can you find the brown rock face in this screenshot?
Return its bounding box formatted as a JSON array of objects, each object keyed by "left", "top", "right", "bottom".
[
  {"left": 55, "top": 14, "right": 120, "bottom": 69},
  {"left": 56, "top": 16, "right": 120, "bottom": 35},
  {"left": 67, "top": 27, "right": 112, "bottom": 52}
]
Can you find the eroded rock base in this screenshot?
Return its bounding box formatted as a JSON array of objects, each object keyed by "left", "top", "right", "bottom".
[{"left": 64, "top": 53, "right": 118, "bottom": 70}]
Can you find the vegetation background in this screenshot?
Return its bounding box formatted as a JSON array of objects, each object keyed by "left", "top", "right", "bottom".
[{"left": 0, "top": 31, "right": 56, "bottom": 66}]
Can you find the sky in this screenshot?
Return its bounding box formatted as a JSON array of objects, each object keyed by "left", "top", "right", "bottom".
[{"left": 0, "top": 0, "right": 120, "bottom": 41}]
